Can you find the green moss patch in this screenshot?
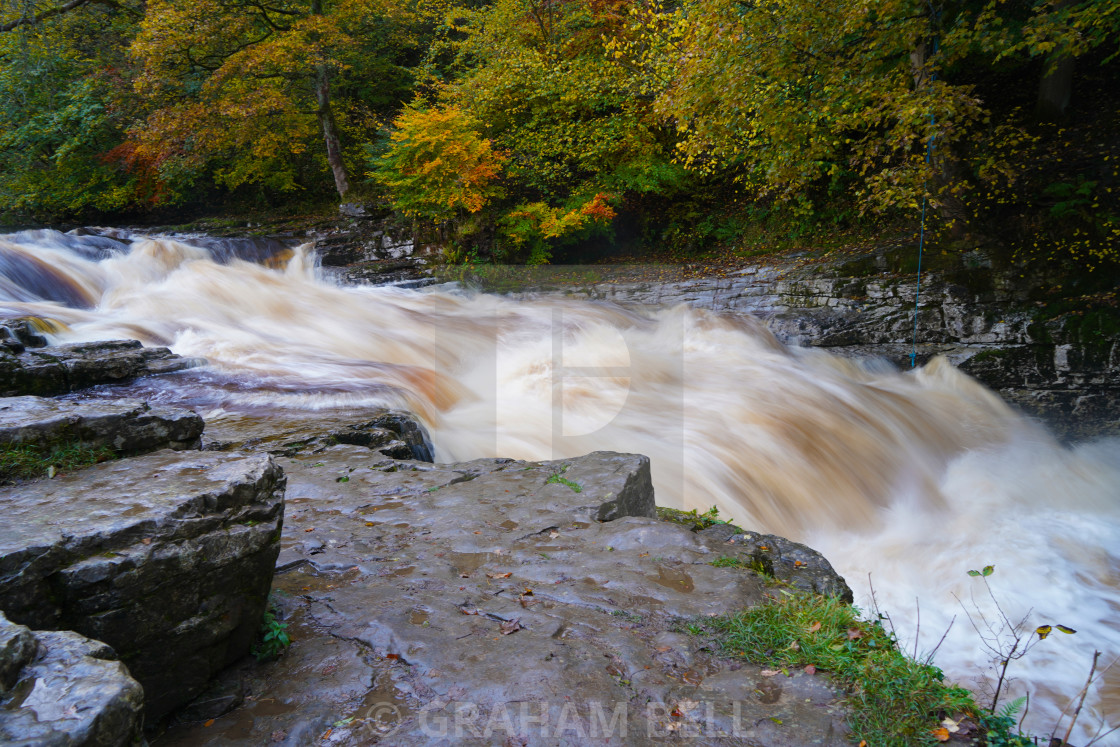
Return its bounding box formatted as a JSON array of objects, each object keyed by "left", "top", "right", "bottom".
[{"left": 0, "top": 440, "right": 116, "bottom": 483}]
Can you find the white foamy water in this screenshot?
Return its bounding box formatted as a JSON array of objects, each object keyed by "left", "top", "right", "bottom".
[{"left": 3, "top": 231, "right": 1117, "bottom": 742}]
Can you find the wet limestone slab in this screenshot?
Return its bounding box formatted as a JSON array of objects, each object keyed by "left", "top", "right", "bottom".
[
  {"left": 157, "top": 448, "right": 849, "bottom": 746},
  {"left": 0, "top": 450, "right": 285, "bottom": 720}
]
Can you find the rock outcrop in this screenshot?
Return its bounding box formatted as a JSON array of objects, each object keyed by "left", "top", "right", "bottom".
[
  {"left": 202, "top": 407, "right": 434, "bottom": 461},
  {"left": 503, "top": 256, "right": 1119, "bottom": 440},
  {"left": 0, "top": 611, "right": 144, "bottom": 747},
  {"left": 0, "top": 396, "right": 204, "bottom": 454},
  {"left": 157, "top": 447, "right": 850, "bottom": 746},
  {"left": 0, "top": 339, "right": 206, "bottom": 398},
  {"left": 0, "top": 451, "right": 286, "bottom": 721}
]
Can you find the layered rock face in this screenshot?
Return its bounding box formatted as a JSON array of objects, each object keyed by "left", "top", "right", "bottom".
[
  {"left": 157, "top": 447, "right": 851, "bottom": 746},
  {"left": 527, "top": 261, "right": 1119, "bottom": 440},
  {"left": 0, "top": 611, "right": 144, "bottom": 747},
  {"left": 0, "top": 451, "right": 285, "bottom": 720},
  {"left": 0, "top": 338, "right": 206, "bottom": 398},
  {"left": 0, "top": 396, "right": 204, "bottom": 454}
]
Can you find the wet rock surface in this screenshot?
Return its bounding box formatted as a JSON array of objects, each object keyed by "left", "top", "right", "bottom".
[
  {"left": 156, "top": 447, "right": 849, "bottom": 746},
  {"left": 0, "top": 396, "right": 204, "bottom": 454},
  {"left": 0, "top": 338, "right": 206, "bottom": 398},
  {"left": 202, "top": 407, "right": 434, "bottom": 462},
  {"left": 0, "top": 450, "right": 286, "bottom": 721},
  {"left": 0, "top": 611, "right": 144, "bottom": 747},
  {"left": 696, "top": 526, "right": 853, "bottom": 602}
]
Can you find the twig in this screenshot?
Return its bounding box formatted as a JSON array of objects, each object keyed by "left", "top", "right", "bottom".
[
  {"left": 913, "top": 596, "right": 921, "bottom": 660},
  {"left": 1057, "top": 650, "right": 1100, "bottom": 747},
  {"left": 923, "top": 614, "right": 955, "bottom": 666}
]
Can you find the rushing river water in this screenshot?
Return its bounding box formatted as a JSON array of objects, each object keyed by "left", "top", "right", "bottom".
[{"left": 2, "top": 229, "right": 1118, "bottom": 742}]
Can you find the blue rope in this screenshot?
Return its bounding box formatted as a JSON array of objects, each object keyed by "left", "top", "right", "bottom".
[
  {"left": 911, "top": 126, "right": 933, "bottom": 369},
  {"left": 911, "top": 18, "right": 939, "bottom": 369}
]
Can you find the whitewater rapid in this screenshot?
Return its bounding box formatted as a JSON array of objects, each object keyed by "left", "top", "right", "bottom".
[{"left": 2, "top": 230, "right": 1117, "bottom": 742}]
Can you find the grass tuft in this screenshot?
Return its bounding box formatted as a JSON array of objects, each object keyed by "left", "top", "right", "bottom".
[
  {"left": 698, "top": 592, "right": 1014, "bottom": 746},
  {"left": 0, "top": 440, "right": 116, "bottom": 483}
]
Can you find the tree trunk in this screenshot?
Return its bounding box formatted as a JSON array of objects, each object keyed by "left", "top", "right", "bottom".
[
  {"left": 315, "top": 67, "right": 350, "bottom": 199},
  {"left": 1037, "top": 54, "right": 1075, "bottom": 123},
  {"left": 310, "top": 0, "right": 349, "bottom": 199}
]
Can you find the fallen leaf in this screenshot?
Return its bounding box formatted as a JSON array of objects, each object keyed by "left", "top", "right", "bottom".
[
  {"left": 204, "top": 719, "right": 215, "bottom": 727},
  {"left": 941, "top": 717, "right": 960, "bottom": 733},
  {"left": 1056, "top": 624, "right": 1077, "bottom": 634},
  {"left": 789, "top": 641, "right": 800, "bottom": 650},
  {"left": 522, "top": 588, "right": 534, "bottom": 595},
  {"left": 47, "top": 465, "right": 56, "bottom": 479},
  {"left": 656, "top": 646, "right": 672, "bottom": 653},
  {"left": 932, "top": 726, "right": 950, "bottom": 742},
  {"left": 808, "top": 621, "right": 821, "bottom": 633},
  {"left": 760, "top": 669, "right": 781, "bottom": 676},
  {"left": 549, "top": 531, "right": 559, "bottom": 539},
  {"left": 804, "top": 664, "right": 816, "bottom": 675},
  {"left": 385, "top": 653, "right": 399, "bottom": 660},
  {"left": 458, "top": 606, "right": 479, "bottom": 615},
  {"left": 321, "top": 728, "right": 333, "bottom": 739},
  {"left": 304, "top": 528, "right": 314, "bottom": 533},
  {"left": 500, "top": 618, "right": 522, "bottom": 635},
  {"left": 486, "top": 572, "right": 512, "bottom": 579},
  {"left": 141, "top": 538, "right": 152, "bottom": 545},
  {"left": 847, "top": 628, "right": 862, "bottom": 640}
]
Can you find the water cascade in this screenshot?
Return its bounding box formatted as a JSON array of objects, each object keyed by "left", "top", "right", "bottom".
[{"left": 2, "top": 230, "right": 1116, "bottom": 742}]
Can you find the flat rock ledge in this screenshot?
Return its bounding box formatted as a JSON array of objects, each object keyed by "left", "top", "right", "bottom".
[
  {"left": 0, "top": 450, "right": 286, "bottom": 721},
  {"left": 0, "top": 396, "right": 204, "bottom": 455},
  {"left": 1, "top": 611, "right": 143, "bottom": 747},
  {"left": 158, "top": 448, "right": 850, "bottom": 746},
  {"left": 0, "top": 339, "right": 206, "bottom": 398}
]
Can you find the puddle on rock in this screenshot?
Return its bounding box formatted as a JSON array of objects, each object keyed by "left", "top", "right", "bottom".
[
  {"left": 446, "top": 552, "right": 505, "bottom": 576},
  {"left": 652, "top": 565, "right": 695, "bottom": 593},
  {"left": 408, "top": 607, "right": 430, "bottom": 625}
]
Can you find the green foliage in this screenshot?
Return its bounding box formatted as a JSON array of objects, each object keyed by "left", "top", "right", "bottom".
[
  {"left": 544, "top": 464, "right": 582, "bottom": 493},
  {"left": 0, "top": 2, "right": 143, "bottom": 219},
  {"left": 0, "top": 439, "right": 116, "bottom": 483},
  {"left": 698, "top": 592, "right": 1020, "bottom": 746},
  {"left": 656, "top": 505, "right": 727, "bottom": 531},
  {"left": 253, "top": 607, "right": 291, "bottom": 661}
]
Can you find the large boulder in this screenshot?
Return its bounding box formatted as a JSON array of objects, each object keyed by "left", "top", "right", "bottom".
[
  {"left": 0, "top": 396, "right": 204, "bottom": 455},
  {"left": 0, "top": 339, "right": 206, "bottom": 398},
  {"left": 0, "top": 451, "right": 286, "bottom": 720},
  {"left": 0, "top": 611, "right": 144, "bottom": 747}
]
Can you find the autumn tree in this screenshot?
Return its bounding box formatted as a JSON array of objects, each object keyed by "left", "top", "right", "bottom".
[
  {"left": 0, "top": 0, "right": 143, "bottom": 217},
  {"left": 373, "top": 105, "right": 505, "bottom": 221},
  {"left": 128, "top": 0, "right": 422, "bottom": 201}
]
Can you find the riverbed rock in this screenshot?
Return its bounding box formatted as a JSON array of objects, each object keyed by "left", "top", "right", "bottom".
[
  {"left": 0, "top": 450, "right": 286, "bottom": 720},
  {"left": 201, "top": 406, "right": 434, "bottom": 462},
  {"left": 0, "top": 396, "right": 204, "bottom": 455},
  {"left": 0, "top": 338, "right": 207, "bottom": 398},
  {"left": 0, "top": 612, "right": 144, "bottom": 747},
  {"left": 156, "top": 447, "right": 849, "bottom": 746},
  {"left": 698, "top": 525, "right": 853, "bottom": 602}
]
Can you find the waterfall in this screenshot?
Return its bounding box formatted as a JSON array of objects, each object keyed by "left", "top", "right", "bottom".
[{"left": 2, "top": 229, "right": 1117, "bottom": 742}]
